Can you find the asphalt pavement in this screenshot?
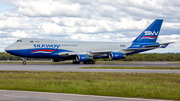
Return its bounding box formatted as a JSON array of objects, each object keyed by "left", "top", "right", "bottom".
[
  {"left": 0, "top": 61, "right": 180, "bottom": 73},
  {"left": 0, "top": 90, "right": 172, "bottom": 101}
]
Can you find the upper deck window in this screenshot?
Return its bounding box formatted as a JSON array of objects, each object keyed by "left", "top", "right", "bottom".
[{"left": 16, "top": 40, "right": 22, "bottom": 42}]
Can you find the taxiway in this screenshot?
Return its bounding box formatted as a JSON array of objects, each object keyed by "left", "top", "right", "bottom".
[
  {"left": 0, "top": 61, "right": 180, "bottom": 73},
  {"left": 0, "top": 90, "right": 172, "bottom": 101}
]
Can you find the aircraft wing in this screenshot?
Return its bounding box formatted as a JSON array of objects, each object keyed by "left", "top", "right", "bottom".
[
  {"left": 57, "top": 50, "right": 113, "bottom": 56},
  {"left": 52, "top": 42, "right": 174, "bottom": 57}
]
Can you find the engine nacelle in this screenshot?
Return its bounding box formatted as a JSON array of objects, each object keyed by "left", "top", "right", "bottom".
[
  {"left": 109, "top": 52, "right": 125, "bottom": 60},
  {"left": 52, "top": 58, "right": 64, "bottom": 62},
  {"left": 76, "top": 54, "right": 91, "bottom": 62}
]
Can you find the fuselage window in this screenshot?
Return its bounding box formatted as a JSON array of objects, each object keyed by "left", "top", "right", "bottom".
[{"left": 16, "top": 40, "right": 22, "bottom": 42}]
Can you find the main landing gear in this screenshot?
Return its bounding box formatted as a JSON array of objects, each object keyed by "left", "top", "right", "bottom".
[
  {"left": 83, "top": 60, "right": 95, "bottom": 64},
  {"left": 72, "top": 60, "right": 95, "bottom": 64},
  {"left": 73, "top": 60, "right": 80, "bottom": 64}
]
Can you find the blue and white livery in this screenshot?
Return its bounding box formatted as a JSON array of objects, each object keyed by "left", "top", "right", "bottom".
[{"left": 5, "top": 19, "right": 174, "bottom": 64}]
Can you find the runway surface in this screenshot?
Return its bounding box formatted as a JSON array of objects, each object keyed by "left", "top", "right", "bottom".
[
  {"left": 0, "top": 62, "right": 179, "bottom": 101},
  {"left": 0, "top": 90, "right": 171, "bottom": 101},
  {"left": 0, "top": 61, "right": 180, "bottom": 73}
]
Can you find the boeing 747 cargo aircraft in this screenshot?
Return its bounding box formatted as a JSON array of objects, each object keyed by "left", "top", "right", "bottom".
[{"left": 5, "top": 19, "right": 173, "bottom": 65}]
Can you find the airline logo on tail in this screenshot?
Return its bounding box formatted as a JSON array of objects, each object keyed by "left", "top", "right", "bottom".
[{"left": 140, "top": 31, "right": 158, "bottom": 39}]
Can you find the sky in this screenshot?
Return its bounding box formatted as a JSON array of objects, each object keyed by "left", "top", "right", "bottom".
[{"left": 0, "top": 0, "right": 180, "bottom": 53}]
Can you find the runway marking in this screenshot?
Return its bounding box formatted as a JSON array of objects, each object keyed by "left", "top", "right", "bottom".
[
  {"left": 51, "top": 99, "right": 74, "bottom": 101},
  {"left": 3, "top": 95, "right": 26, "bottom": 98}
]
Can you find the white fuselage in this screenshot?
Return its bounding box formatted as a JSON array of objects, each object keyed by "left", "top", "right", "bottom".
[{"left": 6, "top": 38, "right": 132, "bottom": 52}]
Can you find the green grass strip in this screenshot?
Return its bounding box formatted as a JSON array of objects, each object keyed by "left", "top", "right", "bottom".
[
  {"left": 0, "top": 71, "right": 179, "bottom": 100},
  {"left": 79, "top": 66, "right": 180, "bottom": 70}
]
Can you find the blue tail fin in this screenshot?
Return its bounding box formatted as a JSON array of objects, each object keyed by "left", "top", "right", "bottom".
[{"left": 133, "top": 19, "right": 163, "bottom": 43}]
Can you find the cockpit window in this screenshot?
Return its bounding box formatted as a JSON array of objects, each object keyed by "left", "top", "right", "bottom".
[{"left": 16, "top": 40, "right": 22, "bottom": 42}]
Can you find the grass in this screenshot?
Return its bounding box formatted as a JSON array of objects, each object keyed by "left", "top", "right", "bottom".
[
  {"left": 0, "top": 71, "right": 179, "bottom": 100},
  {"left": 79, "top": 66, "right": 180, "bottom": 70}
]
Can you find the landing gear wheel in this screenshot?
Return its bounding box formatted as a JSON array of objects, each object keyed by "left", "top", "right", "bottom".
[
  {"left": 22, "top": 57, "right": 26, "bottom": 65},
  {"left": 73, "top": 61, "right": 80, "bottom": 64},
  {"left": 22, "top": 61, "right": 26, "bottom": 65},
  {"left": 84, "top": 61, "right": 89, "bottom": 64},
  {"left": 83, "top": 61, "right": 87, "bottom": 64},
  {"left": 92, "top": 61, "right": 95, "bottom": 64},
  {"left": 83, "top": 60, "right": 95, "bottom": 64}
]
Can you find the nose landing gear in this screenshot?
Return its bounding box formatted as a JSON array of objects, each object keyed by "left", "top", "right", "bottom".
[
  {"left": 22, "top": 61, "right": 26, "bottom": 65},
  {"left": 22, "top": 58, "right": 26, "bottom": 65}
]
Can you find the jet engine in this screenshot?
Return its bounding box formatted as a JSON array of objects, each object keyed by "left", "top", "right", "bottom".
[
  {"left": 76, "top": 54, "right": 92, "bottom": 62},
  {"left": 109, "top": 52, "right": 125, "bottom": 60}
]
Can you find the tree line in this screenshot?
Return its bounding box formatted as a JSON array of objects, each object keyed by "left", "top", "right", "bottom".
[
  {"left": 0, "top": 52, "right": 48, "bottom": 61},
  {"left": 0, "top": 52, "right": 21, "bottom": 60},
  {"left": 0, "top": 52, "right": 180, "bottom": 61}
]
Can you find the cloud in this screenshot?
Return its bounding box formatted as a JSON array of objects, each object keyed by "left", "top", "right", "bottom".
[
  {"left": 163, "top": 22, "right": 180, "bottom": 29},
  {"left": 11, "top": 30, "right": 29, "bottom": 38},
  {"left": 0, "top": 38, "right": 17, "bottom": 46},
  {"left": 0, "top": 0, "right": 180, "bottom": 53},
  {"left": 13, "top": 0, "right": 81, "bottom": 17},
  {"left": 41, "top": 23, "right": 77, "bottom": 35},
  {"left": 158, "top": 35, "right": 180, "bottom": 46}
]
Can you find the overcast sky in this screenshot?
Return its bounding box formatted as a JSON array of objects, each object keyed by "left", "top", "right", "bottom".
[{"left": 0, "top": 0, "right": 180, "bottom": 53}]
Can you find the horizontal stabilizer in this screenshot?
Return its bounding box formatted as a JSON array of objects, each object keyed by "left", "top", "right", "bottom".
[
  {"left": 122, "top": 42, "right": 174, "bottom": 53},
  {"left": 143, "top": 42, "right": 174, "bottom": 48},
  {"left": 122, "top": 47, "right": 156, "bottom": 52}
]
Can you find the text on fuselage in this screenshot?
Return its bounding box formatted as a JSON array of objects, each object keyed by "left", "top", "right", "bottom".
[{"left": 34, "top": 44, "right": 60, "bottom": 48}]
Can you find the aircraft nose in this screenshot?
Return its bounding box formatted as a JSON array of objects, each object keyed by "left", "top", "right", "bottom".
[
  {"left": 5, "top": 44, "right": 18, "bottom": 55},
  {"left": 5, "top": 45, "right": 11, "bottom": 52},
  {"left": 5, "top": 45, "right": 13, "bottom": 53}
]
